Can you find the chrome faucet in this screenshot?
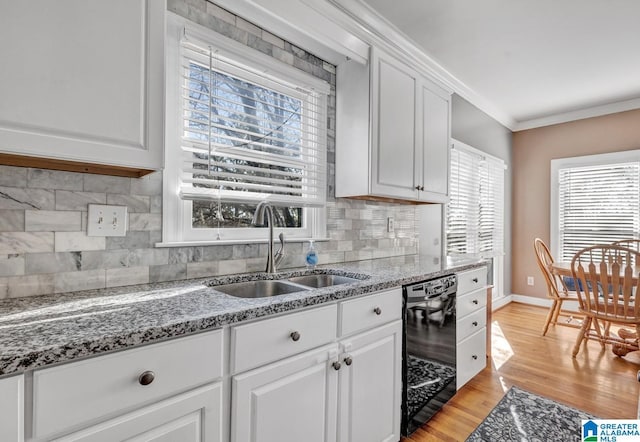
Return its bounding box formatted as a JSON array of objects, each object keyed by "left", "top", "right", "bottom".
[{"left": 252, "top": 201, "right": 285, "bottom": 273}]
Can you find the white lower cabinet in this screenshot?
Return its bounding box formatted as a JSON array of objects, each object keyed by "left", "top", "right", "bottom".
[
  {"left": 29, "top": 330, "right": 225, "bottom": 442},
  {"left": 456, "top": 267, "right": 489, "bottom": 390},
  {"left": 53, "top": 383, "right": 222, "bottom": 442},
  {"left": 232, "top": 344, "right": 339, "bottom": 442},
  {"left": 0, "top": 375, "right": 24, "bottom": 442},
  {"left": 231, "top": 321, "right": 402, "bottom": 442},
  {"left": 231, "top": 289, "right": 402, "bottom": 442},
  {"left": 337, "top": 321, "right": 402, "bottom": 442}
]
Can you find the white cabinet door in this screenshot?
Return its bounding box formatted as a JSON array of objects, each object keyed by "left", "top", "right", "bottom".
[
  {"left": 232, "top": 344, "right": 339, "bottom": 442},
  {"left": 0, "top": 375, "right": 23, "bottom": 442},
  {"left": 370, "top": 49, "right": 419, "bottom": 200},
  {"left": 419, "top": 80, "right": 450, "bottom": 203},
  {"left": 53, "top": 383, "right": 222, "bottom": 442},
  {"left": 0, "top": 0, "right": 164, "bottom": 171},
  {"left": 338, "top": 320, "right": 402, "bottom": 442}
]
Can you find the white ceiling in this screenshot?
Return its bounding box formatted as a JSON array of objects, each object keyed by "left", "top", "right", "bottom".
[{"left": 358, "top": 0, "right": 640, "bottom": 130}]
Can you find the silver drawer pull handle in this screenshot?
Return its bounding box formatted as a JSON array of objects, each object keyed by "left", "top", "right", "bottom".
[
  {"left": 138, "top": 371, "right": 155, "bottom": 386},
  {"left": 332, "top": 361, "right": 341, "bottom": 371},
  {"left": 290, "top": 331, "right": 301, "bottom": 342},
  {"left": 472, "top": 299, "right": 478, "bottom": 305},
  {"left": 472, "top": 277, "right": 479, "bottom": 283},
  {"left": 472, "top": 355, "right": 478, "bottom": 360},
  {"left": 472, "top": 321, "right": 478, "bottom": 327},
  {"left": 344, "top": 356, "right": 353, "bottom": 366},
  {"left": 373, "top": 307, "right": 382, "bottom": 315}
]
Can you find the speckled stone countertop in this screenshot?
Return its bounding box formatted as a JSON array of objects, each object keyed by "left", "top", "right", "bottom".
[{"left": 0, "top": 255, "right": 486, "bottom": 377}]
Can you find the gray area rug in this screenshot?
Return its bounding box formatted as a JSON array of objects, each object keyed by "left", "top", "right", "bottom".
[{"left": 466, "top": 386, "right": 597, "bottom": 442}]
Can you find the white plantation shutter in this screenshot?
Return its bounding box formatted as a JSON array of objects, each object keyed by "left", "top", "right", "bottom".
[
  {"left": 447, "top": 141, "right": 504, "bottom": 257},
  {"left": 178, "top": 34, "right": 328, "bottom": 207},
  {"left": 558, "top": 162, "right": 640, "bottom": 261}
]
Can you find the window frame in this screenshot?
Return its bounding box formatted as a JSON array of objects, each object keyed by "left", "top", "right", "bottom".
[
  {"left": 446, "top": 139, "right": 506, "bottom": 297},
  {"left": 550, "top": 149, "right": 640, "bottom": 260},
  {"left": 161, "top": 13, "right": 328, "bottom": 246},
  {"left": 446, "top": 139, "right": 505, "bottom": 259}
]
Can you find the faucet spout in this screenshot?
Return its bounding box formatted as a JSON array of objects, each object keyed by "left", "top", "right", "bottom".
[{"left": 252, "top": 201, "right": 280, "bottom": 273}]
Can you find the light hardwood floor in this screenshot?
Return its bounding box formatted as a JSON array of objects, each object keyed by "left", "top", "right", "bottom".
[{"left": 404, "top": 302, "right": 639, "bottom": 442}]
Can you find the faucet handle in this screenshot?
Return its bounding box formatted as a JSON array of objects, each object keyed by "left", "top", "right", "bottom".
[{"left": 274, "top": 232, "right": 285, "bottom": 267}]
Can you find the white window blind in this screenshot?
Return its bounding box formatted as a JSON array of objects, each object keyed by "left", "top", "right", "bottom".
[
  {"left": 558, "top": 162, "right": 640, "bottom": 261},
  {"left": 178, "top": 35, "right": 328, "bottom": 207},
  {"left": 447, "top": 142, "right": 504, "bottom": 257}
]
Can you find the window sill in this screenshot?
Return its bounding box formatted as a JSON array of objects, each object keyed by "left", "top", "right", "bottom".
[{"left": 155, "top": 238, "right": 331, "bottom": 248}]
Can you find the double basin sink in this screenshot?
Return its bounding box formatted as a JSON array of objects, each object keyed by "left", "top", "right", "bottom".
[{"left": 207, "top": 273, "right": 365, "bottom": 299}]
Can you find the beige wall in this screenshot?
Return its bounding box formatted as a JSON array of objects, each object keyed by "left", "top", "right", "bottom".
[{"left": 512, "top": 109, "right": 640, "bottom": 297}]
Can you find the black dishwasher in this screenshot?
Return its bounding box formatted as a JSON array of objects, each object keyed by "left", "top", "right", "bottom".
[{"left": 402, "top": 274, "right": 457, "bottom": 436}]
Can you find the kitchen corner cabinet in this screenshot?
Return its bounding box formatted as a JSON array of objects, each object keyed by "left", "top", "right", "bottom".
[
  {"left": 30, "top": 330, "right": 224, "bottom": 442},
  {"left": 230, "top": 289, "right": 402, "bottom": 442},
  {"left": 52, "top": 384, "right": 222, "bottom": 442},
  {"left": 456, "top": 267, "right": 489, "bottom": 389},
  {"left": 0, "top": 0, "right": 165, "bottom": 175},
  {"left": 336, "top": 46, "right": 450, "bottom": 203},
  {"left": 0, "top": 375, "right": 24, "bottom": 442}
]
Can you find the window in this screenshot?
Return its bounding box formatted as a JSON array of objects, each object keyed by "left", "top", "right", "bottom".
[
  {"left": 163, "top": 15, "right": 329, "bottom": 244},
  {"left": 551, "top": 151, "right": 640, "bottom": 261},
  {"left": 447, "top": 140, "right": 505, "bottom": 258},
  {"left": 446, "top": 140, "right": 505, "bottom": 296}
]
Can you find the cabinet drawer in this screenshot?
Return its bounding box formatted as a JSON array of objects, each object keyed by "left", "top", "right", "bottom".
[
  {"left": 231, "top": 304, "right": 337, "bottom": 374},
  {"left": 457, "top": 307, "right": 486, "bottom": 343},
  {"left": 457, "top": 267, "right": 487, "bottom": 295},
  {"left": 339, "top": 288, "right": 402, "bottom": 337},
  {"left": 457, "top": 328, "right": 487, "bottom": 389},
  {"left": 457, "top": 287, "right": 487, "bottom": 318},
  {"left": 33, "top": 330, "right": 223, "bottom": 438}
]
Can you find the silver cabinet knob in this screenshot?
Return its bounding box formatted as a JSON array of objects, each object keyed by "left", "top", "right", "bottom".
[
  {"left": 472, "top": 321, "right": 478, "bottom": 327},
  {"left": 373, "top": 307, "right": 382, "bottom": 315},
  {"left": 472, "top": 299, "right": 479, "bottom": 305},
  {"left": 138, "top": 371, "right": 155, "bottom": 386},
  {"left": 472, "top": 355, "right": 478, "bottom": 360},
  {"left": 290, "top": 331, "right": 301, "bottom": 342},
  {"left": 344, "top": 356, "right": 353, "bottom": 366},
  {"left": 472, "top": 277, "right": 479, "bottom": 283},
  {"left": 332, "top": 361, "right": 341, "bottom": 371}
]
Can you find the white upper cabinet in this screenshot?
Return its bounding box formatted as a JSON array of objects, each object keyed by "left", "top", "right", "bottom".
[
  {"left": 336, "top": 46, "right": 450, "bottom": 203},
  {"left": 0, "top": 0, "right": 165, "bottom": 175},
  {"left": 370, "top": 53, "right": 418, "bottom": 199}
]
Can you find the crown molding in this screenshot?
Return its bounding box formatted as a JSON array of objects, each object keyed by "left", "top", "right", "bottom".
[
  {"left": 514, "top": 97, "right": 640, "bottom": 131},
  {"left": 324, "top": 0, "right": 517, "bottom": 130}
]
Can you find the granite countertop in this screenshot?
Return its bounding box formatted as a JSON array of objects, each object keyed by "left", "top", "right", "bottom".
[{"left": 0, "top": 255, "right": 487, "bottom": 377}]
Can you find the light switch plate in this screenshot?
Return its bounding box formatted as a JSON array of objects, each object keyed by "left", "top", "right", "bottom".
[
  {"left": 87, "top": 204, "right": 128, "bottom": 237},
  {"left": 387, "top": 217, "right": 394, "bottom": 233}
]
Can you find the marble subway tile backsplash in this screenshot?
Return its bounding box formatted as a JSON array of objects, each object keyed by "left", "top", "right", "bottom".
[
  {"left": 0, "top": 163, "right": 418, "bottom": 299},
  {"left": 0, "top": 0, "right": 419, "bottom": 300}
]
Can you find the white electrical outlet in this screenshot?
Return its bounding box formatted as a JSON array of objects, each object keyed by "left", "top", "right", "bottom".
[
  {"left": 87, "top": 204, "right": 128, "bottom": 237},
  {"left": 527, "top": 276, "right": 534, "bottom": 286},
  {"left": 387, "top": 217, "right": 394, "bottom": 233}
]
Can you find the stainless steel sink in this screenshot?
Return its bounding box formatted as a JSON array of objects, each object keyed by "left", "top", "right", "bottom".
[
  {"left": 287, "top": 274, "right": 360, "bottom": 288},
  {"left": 212, "top": 280, "right": 309, "bottom": 298}
]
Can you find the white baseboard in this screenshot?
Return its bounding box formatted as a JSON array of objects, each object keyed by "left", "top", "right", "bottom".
[
  {"left": 509, "top": 293, "right": 580, "bottom": 312},
  {"left": 491, "top": 294, "right": 512, "bottom": 311}
]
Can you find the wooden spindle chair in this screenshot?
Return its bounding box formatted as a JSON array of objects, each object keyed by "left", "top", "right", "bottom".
[
  {"left": 533, "top": 238, "right": 582, "bottom": 335},
  {"left": 613, "top": 239, "right": 640, "bottom": 252},
  {"left": 571, "top": 244, "right": 640, "bottom": 357}
]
